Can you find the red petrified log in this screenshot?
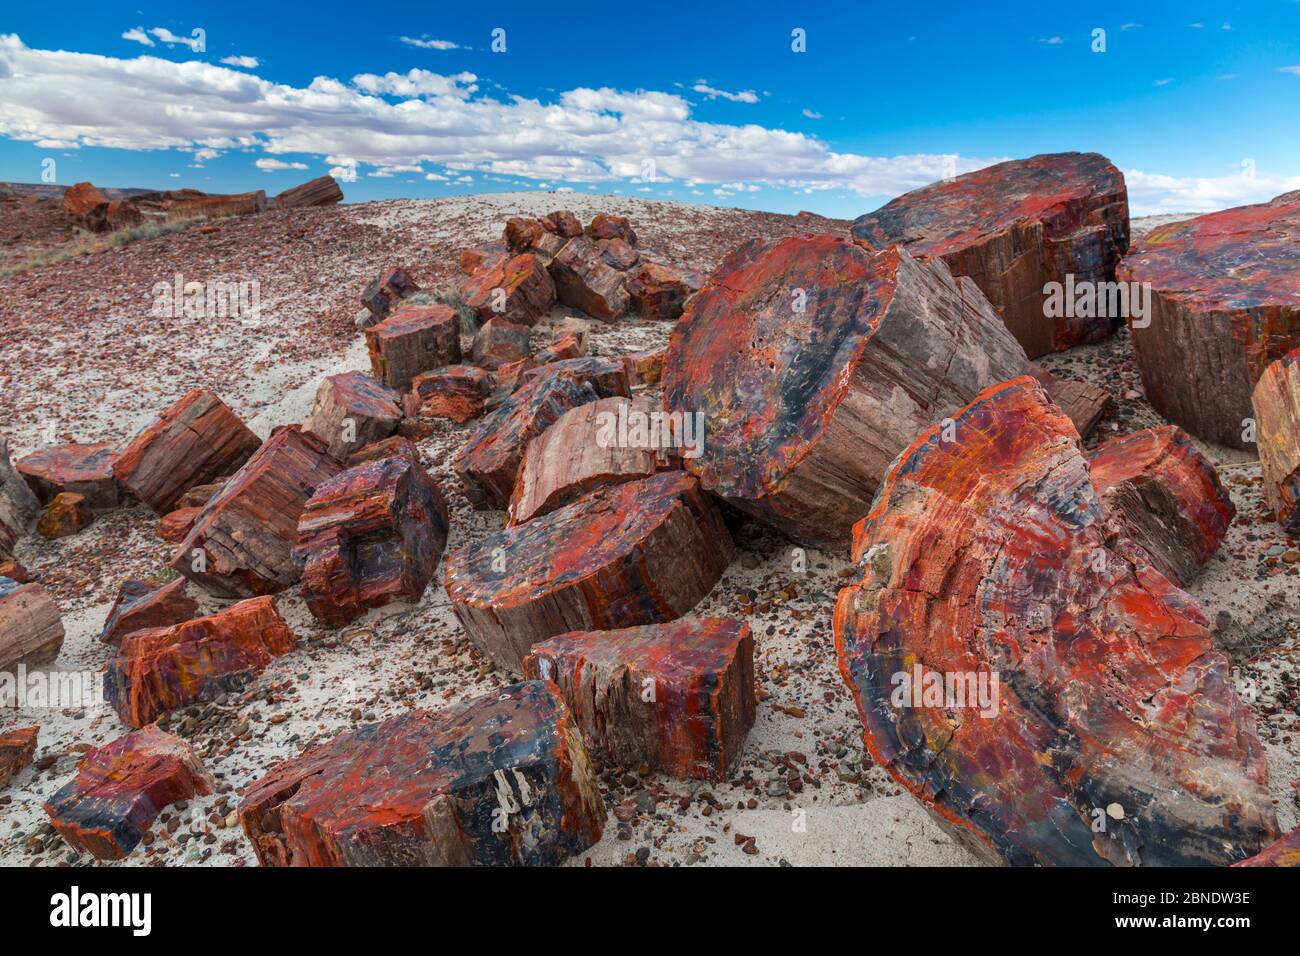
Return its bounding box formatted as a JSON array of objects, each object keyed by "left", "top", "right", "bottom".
[
  {"left": 586, "top": 213, "right": 637, "bottom": 245},
  {"left": 446, "top": 471, "right": 733, "bottom": 672},
  {"left": 346, "top": 435, "right": 421, "bottom": 467},
  {"left": 44, "top": 726, "right": 213, "bottom": 860},
  {"left": 295, "top": 456, "right": 450, "bottom": 627},
  {"left": 662, "top": 234, "right": 1030, "bottom": 550},
  {"left": 62, "top": 182, "right": 142, "bottom": 232},
  {"left": 0, "top": 725, "right": 38, "bottom": 789},
  {"left": 36, "top": 492, "right": 93, "bottom": 539},
  {"left": 516, "top": 356, "right": 630, "bottom": 399},
  {"left": 156, "top": 506, "right": 200, "bottom": 543},
  {"left": 171, "top": 426, "right": 346, "bottom": 598},
  {"left": 547, "top": 210, "right": 583, "bottom": 238},
  {"left": 1234, "top": 826, "right": 1300, "bottom": 867},
  {"left": 17, "top": 441, "right": 120, "bottom": 510},
  {"left": 523, "top": 618, "right": 754, "bottom": 780},
  {"left": 626, "top": 262, "right": 700, "bottom": 321},
  {"left": 366, "top": 304, "right": 462, "bottom": 391},
  {"left": 113, "top": 389, "right": 261, "bottom": 513},
  {"left": 462, "top": 252, "right": 556, "bottom": 327},
  {"left": 104, "top": 596, "right": 296, "bottom": 727},
  {"left": 1251, "top": 346, "right": 1300, "bottom": 532},
  {"left": 239, "top": 680, "right": 604, "bottom": 866},
  {"left": 532, "top": 330, "right": 585, "bottom": 365},
  {"left": 99, "top": 578, "right": 198, "bottom": 646},
  {"left": 0, "top": 436, "right": 40, "bottom": 555},
  {"left": 360, "top": 266, "right": 420, "bottom": 328},
  {"left": 459, "top": 243, "right": 509, "bottom": 275},
  {"left": 453, "top": 374, "right": 599, "bottom": 510},
  {"left": 302, "top": 371, "right": 402, "bottom": 461},
  {"left": 509, "top": 397, "right": 661, "bottom": 525},
  {"left": 405, "top": 366, "right": 494, "bottom": 424},
  {"left": 0, "top": 578, "right": 64, "bottom": 672},
  {"left": 595, "top": 237, "right": 639, "bottom": 271},
  {"left": 274, "top": 175, "right": 343, "bottom": 209},
  {"left": 504, "top": 217, "right": 546, "bottom": 253},
  {"left": 1119, "top": 191, "right": 1300, "bottom": 448},
  {"left": 834, "top": 376, "right": 1276, "bottom": 866},
  {"left": 470, "top": 318, "right": 532, "bottom": 370},
  {"left": 549, "top": 237, "right": 630, "bottom": 321},
  {"left": 1087, "top": 425, "right": 1234, "bottom": 587},
  {"left": 1031, "top": 368, "right": 1112, "bottom": 439}
]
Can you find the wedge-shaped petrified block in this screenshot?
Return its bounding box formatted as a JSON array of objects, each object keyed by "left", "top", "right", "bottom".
[
  {"left": 156, "top": 505, "right": 200, "bottom": 542},
  {"left": 470, "top": 317, "right": 532, "bottom": 369},
  {"left": 104, "top": 595, "right": 295, "bottom": 727},
  {"left": 834, "top": 376, "right": 1276, "bottom": 866},
  {"left": 239, "top": 680, "right": 604, "bottom": 866},
  {"left": 447, "top": 472, "right": 733, "bottom": 673},
  {"left": 37, "top": 492, "right": 92, "bottom": 539},
  {"left": 454, "top": 374, "right": 599, "bottom": 510},
  {"left": 662, "top": 235, "right": 1030, "bottom": 551},
  {"left": 532, "top": 329, "right": 585, "bottom": 364},
  {"left": 16, "top": 441, "right": 120, "bottom": 510},
  {"left": 1087, "top": 425, "right": 1234, "bottom": 587},
  {"left": 1119, "top": 191, "right": 1300, "bottom": 448},
  {"left": 509, "top": 397, "right": 660, "bottom": 525},
  {"left": 0, "top": 437, "right": 40, "bottom": 556},
  {"left": 302, "top": 371, "right": 402, "bottom": 461},
  {"left": 462, "top": 252, "right": 556, "bottom": 328},
  {"left": 45, "top": 726, "right": 213, "bottom": 860},
  {"left": 366, "top": 303, "right": 462, "bottom": 391},
  {"left": 523, "top": 618, "right": 754, "bottom": 779},
  {"left": 113, "top": 389, "right": 261, "bottom": 513},
  {"left": 295, "top": 456, "right": 450, "bottom": 627},
  {"left": 405, "top": 366, "right": 493, "bottom": 424},
  {"left": 0, "top": 725, "right": 38, "bottom": 789},
  {"left": 0, "top": 577, "right": 64, "bottom": 672},
  {"left": 1252, "top": 346, "right": 1300, "bottom": 532},
  {"left": 171, "top": 426, "right": 346, "bottom": 598},
  {"left": 99, "top": 578, "right": 198, "bottom": 647},
  {"left": 517, "top": 357, "right": 630, "bottom": 399},
  {"left": 549, "top": 237, "right": 630, "bottom": 321},
  {"left": 626, "top": 261, "right": 700, "bottom": 321},
  {"left": 359, "top": 266, "right": 419, "bottom": 328},
  {"left": 1031, "top": 367, "right": 1112, "bottom": 439},
  {"left": 1234, "top": 826, "right": 1300, "bottom": 867},
  {"left": 274, "top": 174, "right": 343, "bottom": 209},
  {"left": 852, "top": 152, "right": 1130, "bottom": 359},
  {"left": 459, "top": 243, "right": 508, "bottom": 275}
]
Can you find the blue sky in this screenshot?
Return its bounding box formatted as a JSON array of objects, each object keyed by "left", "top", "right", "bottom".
[{"left": 1, "top": 1, "right": 1298, "bottom": 216}]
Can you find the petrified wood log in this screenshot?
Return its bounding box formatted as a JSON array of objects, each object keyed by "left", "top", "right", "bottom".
[
  {"left": 99, "top": 578, "right": 198, "bottom": 647},
  {"left": 114, "top": 388, "right": 261, "bottom": 513},
  {"left": 523, "top": 618, "right": 754, "bottom": 780},
  {"left": 405, "top": 366, "right": 494, "bottom": 424},
  {"left": 833, "top": 375, "right": 1276, "bottom": 866},
  {"left": 45, "top": 726, "right": 213, "bottom": 860},
  {"left": 453, "top": 374, "right": 599, "bottom": 510},
  {"left": 516, "top": 356, "right": 630, "bottom": 399},
  {"left": 446, "top": 471, "right": 733, "bottom": 672},
  {"left": 459, "top": 243, "right": 509, "bottom": 275},
  {"left": 274, "top": 175, "right": 343, "bottom": 209},
  {"left": 17, "top": 441, "right": 120, "bottom": 510},
  {"left": 156, "top": 506, "right": 201, "bottom": 543},
  {"left": 104, "top": 595, "right": 296, "bottom": 727},
  {"left": 240, "top": 680, "right": 604, "bottom": 866},
  {"left": 360, "top": 266, "right": 420, "bottom": 329},
  {"left": 548, "top": 210, "right": 583, "bottom": 238},
  {"left": 595, "top": 237, "right": 639, "bottom": 271},
  {"left": 549, "top": 237, "right": 630, "bottom": 321},
  {"left": 532, "top": 329, "right": 584, "bottom": 365},
  {"left": 1031, "top": 368, "right": 1112, "bottom": 439},
  {"left": 509, "top": 397, "right": 661, "bottom": 524},
  {"left": 0, "top": 725, "right": 38, "bottom": 789},
  {"left": 662, "top": 234, "right": 1030, "bottom": 550},
  {"left": 1119, "top": 191, "right": 1300, "bottom": 448},
  {"left": 0, "top": 559, "right": 30, "bottom": 583},
  {"left": 462, "top": 252, "right": 556, "bottom": 327},
  {"left": 171, "top": 426, "right": 345, "bottom": 598},
  {"left": 345, "top": 435, "right": 419, "bottom": 468},
  {"left": 61, "top": 182, "right": 141, "bottom": 232},
  {"left": 1251, "top": 346, "right": 1300, "bottom": 532},
  {"left": 302, "top": 371, "right": 402, "bottom": 461},
  {"left": 504, "top": 217, "right": 546, "bottom": 253},
  {"left": 0, "top": 578, "right": 64, "bottom": 672},
  {"left": 1234, "top": 826, "right": 1300, "bottom": 867},
  {"left": 62, "top": 181, "right": 109, "bottom": 221},
  {"left": 626, "top": 262, "right": 700, "bottom": 321},
  {"left": 295, "top": 456, "right": 449, "bottom": 627},
  {"left": 167, "top": 189, "right": 266, "bottom": 221},
  {"left": 366, "top": 303, "right": 462, "bottom": 391},
  {"left": 36, "top": 492, "right": 92, "bottom": 539},
  {"left": 586, "top": 213, "right": 637, "bottom": 245},
  {"left": 0, "top": 436, "right": 39, "bottom": 555},
  {"left": 177, "top": 480, "right": 225, "bottom": 509},
  {"left": 1087, "top": 425, "right": 1234, "bottom": 587},
  {"left": 851, "top": 152, "right": 1130, "bottom": 359},
  {"left": 470, "top": 318, "right": 532, "bottom": 369}
]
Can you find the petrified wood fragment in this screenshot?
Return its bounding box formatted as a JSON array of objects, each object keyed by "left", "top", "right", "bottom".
[
  {"left": 405, "top": 366, "right": 494, "bottom": 424},
  {"left": 0, "top": 578, "right": 64, "bottom": 671},
  {"left": 36, "top": 492, "right": 92, "bottom": 539},
  {"left": 156, "top": 506, "right": 200, "bottom": 542},
  {"left": 1087, "top": 425, "right": 1234, "bottom": 587},
  {"left": 516, "top": 356, "right": 630, "bottom": 399},
  {"left": 524, "top": 618, "right": 754, "bottom": 779},
  {"left": 586, "top": 213, "right": 637, "bottom": 245},
  {"left": 0, "top": 559, "right": 30, "bottom": 583},
  {"left": 0, "top": 725, "right": 38, "bottom": 789},
  {"left": 1234, "top": 826, "right": 1300, "bottom": 867},
  {"left": 177, "top": 480, "right": 225, "bottom": 509},
  {"left": 346, "top": 435, "right": 421, "bottom": 468},
  {"left": 623, "top": 348, "right": 665, "bottom": 387},
  {"left": 504, "top": 217, "right": 545, "bottom": 253},
  {"left": 240, "top": 680, "right": 604, "bottom": 866},
  {"left": 302, "top": 371, "right": 402, "bottom": 461},
  {"left": 274, "top": 175, "right": 343, "bottom": 208},
  {"left": 470, "top": 318, "right": 532, "bottom": 370},
  {"left": 532, "top": 329, "right": 585, "bottom": 365},
  {"left": 99, "top": 578, "right": 198, "bottom": 647},
  {"left": 1031, "top": 368, "right": 1112, "bottom": 439},
  {"left": 104, "top": 596, "right": 296, "bottom": 727},
  {"left": 360, "top": 266, "right": 420, "bottom": 329},
  {"left": 549, "top": 237, "right": 630, "bottom": 321},
  {"left": 662, "top": 234, "right": 1030, "bottom": 550},
  {"left": 167, "top": 189, "right": 266, "bottom": 221},
  {"left": 1119, "top": 191, "right": 1300, "bottom": 448},
  {"left": 0, "top": 436, "right": 39, "bottom": 556},
  {"left": 548, "top": 210, "right": 583, "bottom": 238},
  {"left": 62, "top": 182, "right": 141, "bottom": 232},
  {"left": 446, "top": 471, "right": 733, "bottom": 672},
  {"left": 17, "top": 441, "right": 120, "bottom": 510},
  {"left": 114, "top": 389, "right": 261, "bottom": 513},
  {"left": 171, "top": 426, "right": 345, "bottom": 598},
  {"left": 595, "top": 237, "right": 639, "bottom": 271},
  {"left": 626, "top": 261, "right": 700, "bottom": 321},
  {"left": 462, "top": 252, "right": 556, "bottom": 327},
  {"left": 45, "top": 726, "right": 213, "bottom": 860},
  {"left": 852, "top": 152, "right": 1130, "bottom": 359},
  {"left": 459, "top": 243, "right": 508, "bottom": 275},
  {"left": 1251, "top": 346, "right": 1300, "bottom": 532},
  {"left": 833, "top": 375, "right": 1276, "bottom": 866},
  {"left": 366, "top": 304, "right": 462, "bottom": 391}
]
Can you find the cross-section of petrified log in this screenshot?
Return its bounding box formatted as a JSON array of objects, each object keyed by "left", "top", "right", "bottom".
[
  {"left": 1031, "top": 368, "right": 1112, "bottom": 439},
  {"left": 36, "top": 492, "right": 92, "bottom": 539},
  {"left": 0, "top": 725, "right": 38, "bottom": 789},
  {"left": 1251, "top": 346, "right": 1300, "bottom": 532},
  {"left": 446, "top": 472, "right": 733, "bottom": 672},
  {"left": 113, "top": 388, "right": 261, "bottom": 513},
  {"left": 517, "top": 356, "right": 630, "bottom": 399},
  {"left": 523, "top": 618, "right": 754, "bottom": 779},
  {"left": 626, "top": 262, "right": 700, "bottom": 321},
  {"left": 834, "top": 375, "right": 1276, "bottom": 866},
  {"left": 302, "top": 371, "right": 402, "bottom": 461},
  {"left": 470, "top": 317, "right": 532, "bottom": 369},
  {"left": 509, "top": 397, "right": 661, "bottom": 525},
  {"left": 1087, "top": 425, "right": 1234, "bottom": 587},
  {"left": 1234, "top": 826, "right": 1300, "bottom": 867},
  {"left": 0, "top": 577, "right": 64, "bottom": 672},
  {"left": 852, "top": 153, "right": 1130, "bottom": 359},
  {"left": 405, "top": 366, "right": 493, "bottom": 424},
  {"left": 462, "top": 252, "right": 556, "bottom": 327},
  {"left": 99, "top": 578, "right": 199, "bottom": 647},
  {"left": 239, "top": 680, "right": 604, "bottom": 866},
  {"left": 45, "top": 725, "right": 213, "bottom": 860},
  {"left": 104, "top": 595, "right": 296, "bottom": 727},
  {"left": 16, "top": 441, "right": 120, "bottom": 510},
  {"left": 171, "top": 426, "right": 345, "bottom": 598},
  {"left": 1119, "top": 191, "right": 1300, "bottom": 448},
  {"left": 365, "top": 303, "right": 462, "bottom": 391},
  {"left": 454, "top": 374, "right": 599, "bottom": 510},
  {"left": 294, "top": 456, "right": 449, "bottom": 627},
  {"left": 549, "top": 237, "right": 630, "bottom": 321},
  {"left": 662, "top": 235, "right": 1030, "bottom": 550},
  {"left": 0, "top": 437, "right": 39, "bottom": 556}
]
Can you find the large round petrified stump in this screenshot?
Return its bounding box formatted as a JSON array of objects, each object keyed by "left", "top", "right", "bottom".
[
  {"left": 834, "top": 375, "right": 1276, "bottom": 866},
  {"left": 661, "top": 234, "right": 1030, "bottom": 551},
  {"left": 446, "top": 471, "right": 733, "bottom": 673},
  {"left": 1119, "top": 190, "right": 1300, "bottom": 448}
]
